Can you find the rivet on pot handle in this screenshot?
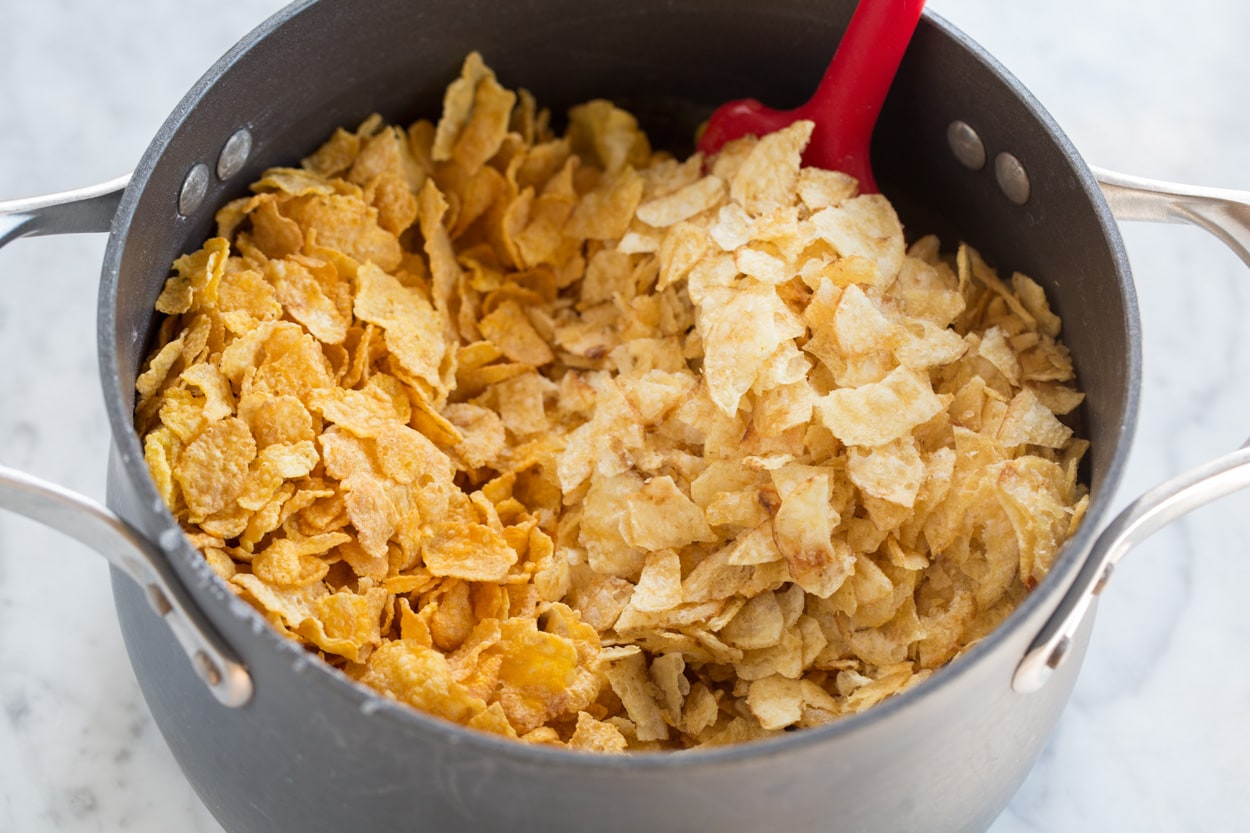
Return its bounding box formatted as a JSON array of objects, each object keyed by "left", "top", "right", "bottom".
[
  {"left": 1014, "top": 167, "right": 1250, "bottom": 693},
  {"left": 0, "top": 179, "right": 253, "bottom": 708}
]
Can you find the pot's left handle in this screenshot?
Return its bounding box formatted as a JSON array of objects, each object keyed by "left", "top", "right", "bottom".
[
  {"left": 0, "top": 467, "right": 253, "bottom": 707},
  {"left": 0, "top": 175, "right": 132, "bottom": 245},
  {"left": 1014, "top": 168, "right": 1250, "bottom": 693},
  {"left": 0, "top": 180, "right": 253, "bottom": 708}
]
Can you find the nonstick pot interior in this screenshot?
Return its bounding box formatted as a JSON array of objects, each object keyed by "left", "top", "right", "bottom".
[{"left": 98, "top": 2, "right": 1137, "bottom": 832}]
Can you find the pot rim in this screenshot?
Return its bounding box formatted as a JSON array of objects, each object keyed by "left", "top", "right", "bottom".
[{"left": 96, "top": 0, "right": 1141, "bottom": 769}]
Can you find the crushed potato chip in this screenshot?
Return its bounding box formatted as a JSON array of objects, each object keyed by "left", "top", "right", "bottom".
[{"left": 138, "top": 52, "right": 1088, "bottom": 750}]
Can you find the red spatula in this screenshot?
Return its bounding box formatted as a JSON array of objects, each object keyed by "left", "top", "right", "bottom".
[{"left": 696, "top": 0, "right": 926, "bottom": 193}]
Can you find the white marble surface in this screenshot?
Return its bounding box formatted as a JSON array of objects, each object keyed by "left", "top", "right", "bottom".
[{"left": 2, "top": 1, "right": 1249, "bottom": 830}]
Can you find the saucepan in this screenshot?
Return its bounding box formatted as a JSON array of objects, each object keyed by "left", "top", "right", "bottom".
[{"left": 2, "top": 1, "right": 1249, "bottom": 831}]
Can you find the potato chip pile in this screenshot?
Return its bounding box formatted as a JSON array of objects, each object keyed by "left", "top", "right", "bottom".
[{"left": 136, "top": 53, "right": 1089, "bottom": 750}]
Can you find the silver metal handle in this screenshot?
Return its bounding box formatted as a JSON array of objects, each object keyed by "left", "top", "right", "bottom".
[
  {"left": 1094, "top": 166, "right": 1250, "bottom": 269},
  {"left": 0, "top": 466, "right": 252, "bottom": 706},
  {"left": 1014, "top": 168, "right": 1250, "bottom": 693},
  {"left": 0, "top": 177, "right": 253, "bottom": 707},
  {"left": 1014, "top": 444, "right": 1250, "bottom": 692},
  {"left": 0, "top": 175, "right": 131, "bottom": 247}
]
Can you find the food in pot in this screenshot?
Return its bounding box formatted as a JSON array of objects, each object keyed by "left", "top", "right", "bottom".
[{"left": 134, "top": 53, "right": 1088, "bottom": 750}]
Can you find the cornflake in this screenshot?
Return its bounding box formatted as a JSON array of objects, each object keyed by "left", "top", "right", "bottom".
[{"left": 137, "top": 52, "right": 1089, "bottom": 750}]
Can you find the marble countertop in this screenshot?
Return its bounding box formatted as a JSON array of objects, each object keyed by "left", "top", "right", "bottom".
[{"left": 2, "top": 1, "right": 1249, "bottom": 830}]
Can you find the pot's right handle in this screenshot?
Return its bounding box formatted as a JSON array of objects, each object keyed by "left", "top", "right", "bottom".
[
  {"left": 1094, "top": 167, "right": 1250, "bottom": 268},
  {"left": 1014, "top": 168, "right": 1250, "bottom": 693},
  {"left": 0, "top": 181, "right": 253, "bottom": 707}
]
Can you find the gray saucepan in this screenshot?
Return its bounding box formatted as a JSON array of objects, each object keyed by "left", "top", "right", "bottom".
[{"left": 3, "top": 1, "right": 1250, "bottom": 831}]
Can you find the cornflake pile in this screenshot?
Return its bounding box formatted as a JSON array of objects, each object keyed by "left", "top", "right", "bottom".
[{"left": 136, "top": 53, "right": 1089, "bottom": 750}]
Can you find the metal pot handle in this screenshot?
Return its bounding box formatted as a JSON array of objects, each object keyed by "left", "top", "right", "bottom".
[
  {"left": 0, "top": 180, "right": 253, "bottom": 707},
  {"left": 1014, "top": 168, "right": 1250, "bottom": 693},
  {"left": 0, "top": 175, "right": 131, "bottom": 245},
  {"left": 1094, "top": 167, "right": 1250, "bottom": 267}
]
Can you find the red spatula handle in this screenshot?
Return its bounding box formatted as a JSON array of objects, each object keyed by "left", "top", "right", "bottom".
[
  {"left": 697, "top": 0, "right": 925, "bottom": 193},
  {"left": 799, "top": 0, "right": 925, "bottom": 188}
]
